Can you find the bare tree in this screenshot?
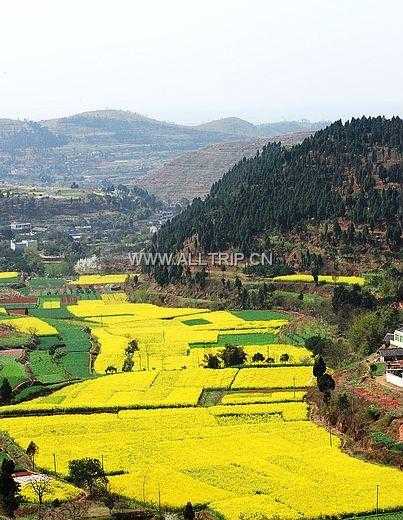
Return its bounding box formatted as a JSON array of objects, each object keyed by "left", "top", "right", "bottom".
[{"left": 30, "top": 477, "right": 52, "bottom": 518}]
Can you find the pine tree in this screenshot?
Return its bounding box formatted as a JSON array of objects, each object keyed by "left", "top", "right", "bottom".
[
  {"left": 0, "top": 379, "right": 13, "bottom": 403},
  {"left": 0, "top": 459, "right": 21, "bottom": 518}
]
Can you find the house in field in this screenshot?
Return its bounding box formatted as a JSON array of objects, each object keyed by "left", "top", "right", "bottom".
[
  {"left": 10, "top": 239, "right": 38, "bottom": 252},
  {"left": 10, "top": 222, "right": 32, "bottom": 233},
  {"left": 378, "top": 326, "right": 403, "bottom": 388}
]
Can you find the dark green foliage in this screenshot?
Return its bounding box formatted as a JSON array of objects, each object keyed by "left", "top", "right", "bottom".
[
  {"left": 219, "top": 345, "right": 247, "bottom": 367},
  {"left": 152, "top": 117, "right": 402, "bottom": 261},
  {"left": 0, "top": 458, "right": 21, "bottom": 518},
  {"left": 332, "top": 285, "right": 376, "bottom": 312},
  {"left": 305, "top": 336, "right": 329, "bottom": 357},
  {"left": 317, "top": 373, "right": 336, "bottom": 395},
  {"left": 68, "top": 458, "right": 108, "bottom": 495},
  {"left": 0, "top": 378, "right": 13, "bottom": 402},
  {"left": 313, "top": 356, "right": 326, "bottom": 378},
  {"left": 183, "top": 501, "right": 195, "bottom": 520},
  {"left": 279, "top": 353, "right": 290, "bottom": 363},
  {"left": 203, "top": 353, "right": 220, "bottom": 369},
  {"left": 371, "top": 432, "right": 403, "bottom": 453},
  {"left": 252, "top": 352, "right": 265, "bottom": 363},
  {"left": 348, "top": 306, "right": 400, "bottom": 356}
]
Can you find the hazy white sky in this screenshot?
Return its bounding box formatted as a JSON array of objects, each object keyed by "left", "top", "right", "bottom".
[{"left": 1, "top": 0, "right": 402, "bottom": 124}]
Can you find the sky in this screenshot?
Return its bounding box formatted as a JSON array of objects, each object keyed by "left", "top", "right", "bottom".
[{"left": 1, "top": 0, "right": 402, "bottom": 125}]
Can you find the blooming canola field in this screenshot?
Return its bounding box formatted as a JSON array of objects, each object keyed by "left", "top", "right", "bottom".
[
  {"left": 2, "top": 301, "right": 402, "bottom": 519},
  {"left": 2, "top": 407, "right": 403, "bottom": 520},
  {"left": 65, "top": 301, "right": 291, "bottom": 373}
]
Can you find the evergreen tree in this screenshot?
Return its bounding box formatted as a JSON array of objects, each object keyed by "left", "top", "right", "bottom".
[
  {"left": 0, "top": 379, "right": 13, "bottom": 403},
  {"left": 0, "top": 459, "right": 21, "bottom": 518}
]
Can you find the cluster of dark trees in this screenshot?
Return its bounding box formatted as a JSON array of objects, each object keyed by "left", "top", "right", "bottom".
[{"left": 152, "top": 117, "right": 402, "bottom": 265}]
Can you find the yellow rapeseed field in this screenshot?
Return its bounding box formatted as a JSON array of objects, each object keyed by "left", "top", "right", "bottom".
[
  {"left": 272, "top": 274, "right": 365, "bottom": 285},
  {"left": 0, "top": 271, "right": 19, "bottom": 279},
  {"left": 21, "top": 478, "right": 81, "bottom": 503},
  {"left": 3, "top": 407, "right": 403, "bottom": 519},
  {"left": 0, "top": 369, "right": 241, "bottom": 412},
  {"left": 67, "top": 302, "right": 289, "bottom": 373},
  {"left": 232, "top": 366, "right": 313, "bottom": 389},
  {"left": 69, "top": 274, "right": 129, "bottom": 285},
  {"left": 1, "top": 316, "right": 57, "bottom": 336},
  {"left": 220, "top": 390, "right": 306, "bottom": 405}
]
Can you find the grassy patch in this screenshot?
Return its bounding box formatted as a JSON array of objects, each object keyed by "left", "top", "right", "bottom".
[
  {"left": 29, "top": 351, "right": 69, "bottom": 384},
  {"left": 27, "top": 277, "right": 66, "bottom": 290},
  {"left": 232, "top": 310, "right": 288, "bottom": 321},
  {"left": 29, "top": 307, "right": 73, "bottom": 319},
  {"left": 60, "top": 352, "right": 91, "bottom": 379},
  {"left": 182, "top": 318, "right": 211, "bottom": 326},
  {"left": 45, "top": 320, "right": 92, "bottom": 352},
  {"left": 0, "top": 331, "right": 32, "bottom": 349},
  {"left": 190, "top": 332, "right": 277, "bottom": 349},
  {"left": 0, "top": 357, "right": 28, "bottom": 386}
]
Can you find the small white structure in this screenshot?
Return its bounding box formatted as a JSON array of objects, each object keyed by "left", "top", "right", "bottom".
[
  {"left": 10, "top": 222, "right": 31, "bottom": 232},
  {"left": 385, "top": 370, "right": 403, "bottom": 387},
  {"left": 379, "top": 326, "right": 403, "bottom": 388},
  {"left": 150, "top": 225, "right": 158, "bottom": 235},
  {"left": 390, "top": 328, "right": 403, "bottom": 349},
  {"left": 10, "top": 239, "right": 38, "bottom": 252}
]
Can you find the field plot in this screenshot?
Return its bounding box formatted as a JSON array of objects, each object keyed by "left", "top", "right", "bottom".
[
  {"left": 69, "top": 274, "right": 129, "bottom": 285},
  {"left": 232, "top": 366, "right": 313, "bottom": 389},
  {"left": 0, "top": 271, "right": 20, "bottom": 285},
  {"left": 0, "top": 369, "right": 238, "bottom": 412},
  {"left": 0, "top": 317, "right": 57, "bottom": 336},
  {"left": 220, "top": 390, "right": 306, "bottom": 405},
  {"left": 2, "top": 408, "right": 403, "bottom": 520},
  {"left": 66, "top": 302, "right": 289, "bottom": 373},
  {"left": 271, "top": 274, "right": 365, "bottom": 285},
  {"left": 0, "top": 355, "right": 28, "bottom": 386}
]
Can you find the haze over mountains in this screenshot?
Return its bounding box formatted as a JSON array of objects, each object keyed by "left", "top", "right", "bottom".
[
  {"left": 194, "top": 117, "right": 328, "bottom": 138},
  {"left": 0, "top": 110, "right": 328, "bottom": 191}
]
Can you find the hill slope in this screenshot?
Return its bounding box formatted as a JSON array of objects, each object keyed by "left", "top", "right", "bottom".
[
  {"left": 138, "top": 132, "right": 312, "bottom": 203},
  {"left": 0, "top": 110, "right": 238, "bottom": 185},
  {"left": 195, "top": 117, "right": 329, "bottom": 138},
  {"left": 154, "top": 116, "right": 402, "bottom": 255}
]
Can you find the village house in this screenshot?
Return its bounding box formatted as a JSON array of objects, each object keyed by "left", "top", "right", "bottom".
[{"left": 379, "top": 326, "right": 403, "bottom": 388}]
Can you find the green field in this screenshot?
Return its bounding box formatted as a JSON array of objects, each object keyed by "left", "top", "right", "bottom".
[
  {"left": 0, "top": 357, "right": 28, "bottom": 386},
  {"left": 232, "top": 310, "right": 288, "bottom": 320},
  {"left": 191, "top": 331, "right": 278, "bottom": 349},
  {"left": 182, "top": 318, "right": 211, "bottom": 326},
  {"left": 60, "top": 352, "right": 91, "bottom": 379},
  {"left": 29, "top": 351, "right": 69, "bottom": 384}
]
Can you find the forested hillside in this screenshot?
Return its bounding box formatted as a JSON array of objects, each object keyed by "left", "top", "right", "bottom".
[
  {"left": 138, "top": 132, "right": 311, "bottom": 203},
  {"left": 154, "top": 117, "right": 402, "bottom": 256}
]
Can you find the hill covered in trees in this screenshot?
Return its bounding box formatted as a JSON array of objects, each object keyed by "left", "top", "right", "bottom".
[
  {"left": 153, "top": 116, "right": 402, "bottom": 262},
  {"left": 138, "top": 132, "right": 311, "bottom": 203}
]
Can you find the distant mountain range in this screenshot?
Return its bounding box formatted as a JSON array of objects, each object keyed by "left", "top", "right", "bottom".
[
  {"left": 137, "top": 132, "right": 312, "bottom": 203},
  {"left": 194, "top": 117, "right": 329, "bottom": 138},
  {"left": 0, "top": 110, "right": 329, "bottom": 186}
]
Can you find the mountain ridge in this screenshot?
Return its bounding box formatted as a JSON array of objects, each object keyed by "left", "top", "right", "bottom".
[
  {"left": 0, "top": 110, "right": 330, "bottom": 186},
  {"left": 153, "top": 116, "right": 402, "bottom": 261}
]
